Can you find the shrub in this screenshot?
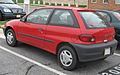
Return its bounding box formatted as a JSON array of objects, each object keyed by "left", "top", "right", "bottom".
[
  {"left": 78, "top": 5, "right": 87, "bottom": 8},
  {"left": 57, "top": 3, "right": 61, "bottom": 6},
  {"left": 45, "top": 2, "right": 49, "bottom": 5},
  {"left": 70, "top": 4, "right": 76, "bottom": 7},
  {"left": 51, "top": 3, "right": 55, "bottom": 6},
  {"left": 40, "top": 1, "right": 43, "bottom": 4},
  {"left": 35, "top": 1, "right": 38, "bottom": 4},
  {"left": 18, "top": 0, "right": 24, "bottom": 3},
  {"left": 64, "top": 4, "right": 68, "bottom": 6}
]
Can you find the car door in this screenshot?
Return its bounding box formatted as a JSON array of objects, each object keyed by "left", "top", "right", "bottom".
[
  {"left": 17, "top": 8, "right": 53, "bottom": 48},
  {"left": 43, "top": 9, "right": 79, "bottom": 54}
]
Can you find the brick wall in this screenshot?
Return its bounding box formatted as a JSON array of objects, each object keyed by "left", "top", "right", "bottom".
[{"left": 88, "top": 0, "right": 120, "bottom": 10}]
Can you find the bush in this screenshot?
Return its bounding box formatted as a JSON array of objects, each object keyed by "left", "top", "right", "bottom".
[
  {"left": 45, "top": 2, "right": 49, "bottom": 5},
  {"left": 18, "top": 0, "right": 24, "bottom": 3},
  {"left": 78, "top": 5, "right": 87, "bottom": 8},
  {"left": 57, "top": 3, "right": 61, "bottom": 6},
  {"left": 70, "top": 4, "right": 76, "bottom": 7},
  {"left": 51, "top": 3, "right": 55, "bottom": 6},
  {"left": 35, "top": 0, "right": 38, "bottom": 4},
  {"left": 40, "top": 1, "right": 43, "bottom": 4},
  {"left": 64, "top": 4, "right": 68, "bottom": 6}
]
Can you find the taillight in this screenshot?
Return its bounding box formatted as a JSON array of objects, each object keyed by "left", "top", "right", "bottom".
[{"left": 79, "top": 34, "right": 95, "bottom": 42}]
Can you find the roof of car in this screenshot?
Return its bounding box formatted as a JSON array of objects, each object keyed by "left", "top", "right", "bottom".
[
  {"left": 36, "top": 6, "right": 95, "bottom": 11},
  {"left": 96, "top": 10, "right": 114, "bottom": 13}
]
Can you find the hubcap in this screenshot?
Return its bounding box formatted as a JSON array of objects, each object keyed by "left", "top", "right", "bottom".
[
  {"left": 60, "top": 50, "right": 73, "bottom": 67},
  {"left": 6, "top": 32, "right": 14, "bottom": 44}
]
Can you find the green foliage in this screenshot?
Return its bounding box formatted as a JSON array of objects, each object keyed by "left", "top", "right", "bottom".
[
  {"left": 78, "top": 5, "right": 87, "bottom": 8},
  {"left": 18, "top": 0, "right": 24, "bottom": 3},
  {"left": 57, "top": 3, "right": 61, "bottom": 6},
  {"left": 64, "top": 4, "right": 68, "bottom": 6},
  {"left": 70, "top": 4, "right": 76, "bottom": 7},
  {"left": 40, "top": 1, "right": 43, "bottom": 4},
  {"left": 45, "top": 2, "right": 49, "bottom": 5},
  {"left": 51, "top": 3, "right": 55, "bottom": 6},
  {"left": 0, "top": 21, "right": 6, "bottom": 25}
]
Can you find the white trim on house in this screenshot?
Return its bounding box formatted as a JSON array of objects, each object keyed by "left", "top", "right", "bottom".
[{"left": 115, "top": 0, "right": 120, "bottom": 4}]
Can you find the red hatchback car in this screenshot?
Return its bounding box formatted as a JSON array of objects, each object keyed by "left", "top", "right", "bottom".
[{"left": 3, "top": 6, "right": 117, "bottom": 70}]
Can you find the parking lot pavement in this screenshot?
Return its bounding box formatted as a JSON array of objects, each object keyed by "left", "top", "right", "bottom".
[
  {"left": 0, "top": 33, "right": 120, "bottom": 75},
  {"left": 0, "top": 46, "right": 58, "bottom": 75}
]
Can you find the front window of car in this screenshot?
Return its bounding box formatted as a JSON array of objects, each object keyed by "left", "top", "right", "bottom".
[
  {"left": 112, "top": 11, "right": 120, "bottom": 21},
  {"left": 26, "top": 9, "right": 53, "bottom": 24},
  {"left": 79, "top": 12, "right": 112, "bottom": 28},
  {"left": 0, "top": 0, "right": 14, "bottom": 4}
]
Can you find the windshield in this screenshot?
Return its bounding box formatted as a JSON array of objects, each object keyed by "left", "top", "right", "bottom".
[
  {"left": 79, "top": 12, "right": 112, "bottom": 28},
  {"left": 0, "top": 0, "right": 14, "bottom": 4},
  {"left": 112, "top": 12, "right": 120, "bottom": 21}
]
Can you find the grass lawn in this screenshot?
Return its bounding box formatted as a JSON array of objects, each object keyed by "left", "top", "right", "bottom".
[{"left": 0, "top": 21, "right": 6, "bottom": 25}]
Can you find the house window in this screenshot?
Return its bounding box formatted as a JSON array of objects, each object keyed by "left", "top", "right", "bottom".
[
  {"left": 103, "top": 0, "right": 109, "bottom": 4},
  {"left": 115, "top": 0, "right": 120, "bottom": 4},
  {"left": 91, "top": 0, "right": 97, "bottom": 3}
]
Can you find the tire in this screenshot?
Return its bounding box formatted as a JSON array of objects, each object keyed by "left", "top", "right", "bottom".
[
  {"left": 57, "top": 45, "right": 78, "bottom": 71},
  {"left": 5, "top": 29, "right": 17, "bottom": 47}
]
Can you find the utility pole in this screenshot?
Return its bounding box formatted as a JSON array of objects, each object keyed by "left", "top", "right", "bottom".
[{"left": 24, "top": 0, "right": 30, "bottom": 14}]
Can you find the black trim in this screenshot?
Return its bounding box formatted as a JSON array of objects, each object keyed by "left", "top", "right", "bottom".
[
  {"left": 47, "top": 9, "right": 79, "bottom": 28},
  {"left": 18, "top": 32, "right": 54, "bottom": 43}
]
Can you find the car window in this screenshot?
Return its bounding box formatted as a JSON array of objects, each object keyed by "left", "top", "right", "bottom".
[
  {"left": 112, "top": 12, "right": 120, "bottom": 21},
  {"left": 79, "top": 12, "right": 112, "bottom": 29},
  {"left": 49, "top": 10, "right": 74, "bottom": 27},
  {"left": 26, "top": 9, "right": 53, "bottom": 24},
  {"left": 97, "top": 12, "right": 111, "bottom": 22}
]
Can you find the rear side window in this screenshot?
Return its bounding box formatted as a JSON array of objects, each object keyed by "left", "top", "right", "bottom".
[
  {"left": 79, "top": 12, "right": 112, "bottom": 28},
  {"left": 49, "top": 10, "right": 75, "bottom": 27}
]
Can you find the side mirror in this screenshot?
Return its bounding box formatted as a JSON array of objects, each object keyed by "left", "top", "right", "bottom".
[{"left": 20, "top": 16, "right": 27, "bottom": 22}]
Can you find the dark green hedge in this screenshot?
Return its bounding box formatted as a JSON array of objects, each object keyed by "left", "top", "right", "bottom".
[
  {"left": 64, "top": 4, "right": 68, "bottom": 6},
  {"left": 78, "top": 5, "right": 87, "bottom": 8},
  {"left": 57, "top": 3, "right": 61, "bottom": 6},
  {"left": 45, "top": 2, "right": 49, "bottom": 5}
]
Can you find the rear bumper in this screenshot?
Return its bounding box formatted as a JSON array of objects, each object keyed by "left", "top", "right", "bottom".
[
  {"left": 71, "top": 39, "right": 118, "bottom": 62},
  {"left": 3, "top": 12, "right": 26, "bottom": 19}
]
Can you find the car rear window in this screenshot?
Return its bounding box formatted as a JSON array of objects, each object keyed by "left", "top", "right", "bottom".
[
  {"left": 112, "top": 12, "right": 120, "bottom": 21},
  {"left": 79, "top": 12, "right": 112, "bottom": 29}
]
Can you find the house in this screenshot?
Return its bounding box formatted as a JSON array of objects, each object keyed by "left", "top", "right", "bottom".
[
  {"left": 88, "top": 0, "right": 120, "bottom": 10},
  {"left": 44, "top": 0, "right": 88, "bottom": 7}
]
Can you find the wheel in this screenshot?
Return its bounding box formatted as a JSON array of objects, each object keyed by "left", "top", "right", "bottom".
[
  {"left": 5, "top": 29, "right": 17, "bottom": 47},
  {"left": 57, "top": 45, "right": 78, "bottom": 71}
]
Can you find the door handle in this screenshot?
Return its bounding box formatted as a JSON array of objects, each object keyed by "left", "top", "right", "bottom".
[{"left": 38, "top": 28, "right": 43, "bottom": 31}]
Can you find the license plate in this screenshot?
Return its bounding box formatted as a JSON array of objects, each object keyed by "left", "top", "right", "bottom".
[
  {"left": 16, "top": 15, "right": 21, "bottom": 18},
  {"left": 104, "top": 48, "right": 111, "bottom": 55}
]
